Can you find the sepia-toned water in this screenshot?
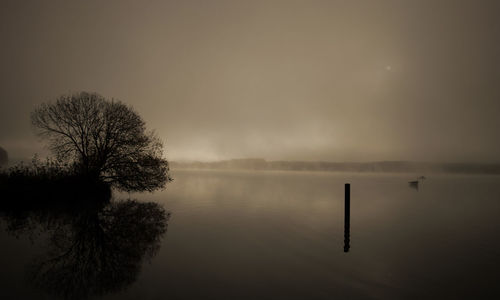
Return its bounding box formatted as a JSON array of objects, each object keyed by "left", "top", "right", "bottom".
[{"left": 1, "top": 170, "right": 500, "bottom": 299}]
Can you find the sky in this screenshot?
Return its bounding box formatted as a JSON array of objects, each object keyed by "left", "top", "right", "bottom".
[{"left": 1, "top": 0, "right": 499, "bottom": 162}]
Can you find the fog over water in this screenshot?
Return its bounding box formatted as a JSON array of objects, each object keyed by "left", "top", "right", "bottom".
[
  {"left": 1, "top": 0, "right": 499, "bottom": 162},
  {"left": 2, "top": 170, "right": 495, "bottom": 299}
]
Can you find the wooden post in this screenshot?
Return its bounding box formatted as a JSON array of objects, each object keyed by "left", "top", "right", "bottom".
[{"left": 344, "top": 183, "right": 350, "bottom": 252}]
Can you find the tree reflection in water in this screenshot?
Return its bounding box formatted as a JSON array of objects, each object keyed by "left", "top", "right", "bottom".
[{"left": 1, "top": 198, "right": 169, "bottom": 299}]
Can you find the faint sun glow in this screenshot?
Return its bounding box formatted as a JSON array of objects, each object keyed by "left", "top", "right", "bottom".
[{"left": 385, "top": 65, "right": 392, "bottom": 71}]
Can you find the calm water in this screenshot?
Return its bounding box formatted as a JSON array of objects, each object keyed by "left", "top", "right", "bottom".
[{"left": 1, "top": 170, "right": 500, "bottom": 299}]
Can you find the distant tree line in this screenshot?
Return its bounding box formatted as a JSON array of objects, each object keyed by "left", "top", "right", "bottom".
[{"left": 170, "top": 159, "right": 500, "bottom": 174}]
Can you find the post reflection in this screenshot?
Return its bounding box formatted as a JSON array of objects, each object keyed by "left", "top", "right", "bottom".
[{"left": 344, "top": 183, "right": 350, "bottom": 253}]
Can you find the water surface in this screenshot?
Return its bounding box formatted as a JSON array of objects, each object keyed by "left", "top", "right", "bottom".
[{"left": 1, "top": 170, "right": 500, "bottom": 299}]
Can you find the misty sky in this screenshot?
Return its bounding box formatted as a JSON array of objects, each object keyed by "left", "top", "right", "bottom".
[{"left": 1, "top": 0, "right": 499, "bottom": 162}]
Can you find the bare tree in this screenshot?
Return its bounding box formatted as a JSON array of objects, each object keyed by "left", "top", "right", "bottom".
[{"left": 31, "top": 92, "right": 172, "bottom": 192}]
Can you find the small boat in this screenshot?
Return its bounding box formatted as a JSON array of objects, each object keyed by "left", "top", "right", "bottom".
[
  {"left": 408, "top": 180, "right": 419, "bottom": 190},
  {"left": 418, "top": 176, "right": 426, "bottom": 180}
]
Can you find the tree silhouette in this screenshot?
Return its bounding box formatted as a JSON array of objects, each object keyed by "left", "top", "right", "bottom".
[
  {"left": 31, "top": 92, "right": 171, "bottom": 192},
  {"left": 0, "top": 146, "right": 7, "bottom": 167}
]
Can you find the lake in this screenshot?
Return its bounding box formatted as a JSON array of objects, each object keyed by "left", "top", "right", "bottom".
[{"left": 1, "top": 170, "right": 500, "bottom": 299}]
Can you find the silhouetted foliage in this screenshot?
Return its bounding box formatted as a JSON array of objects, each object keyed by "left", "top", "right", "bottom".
[
  {"left": 0, "top": 196, "right": 169, "bottom": 300},
  {"left": 0, "top": 146, "right": 7, "bottom": 167},
  {"left": 31, "top": 92, "right": 172, "bottom": 192},
  {"left": 0, "top": 156, "right": 111, "bottom": 207}
]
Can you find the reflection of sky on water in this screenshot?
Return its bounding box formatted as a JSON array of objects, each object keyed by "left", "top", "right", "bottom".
[{"left": 2, "top": 171, "right": 500, "bottom": 299}]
